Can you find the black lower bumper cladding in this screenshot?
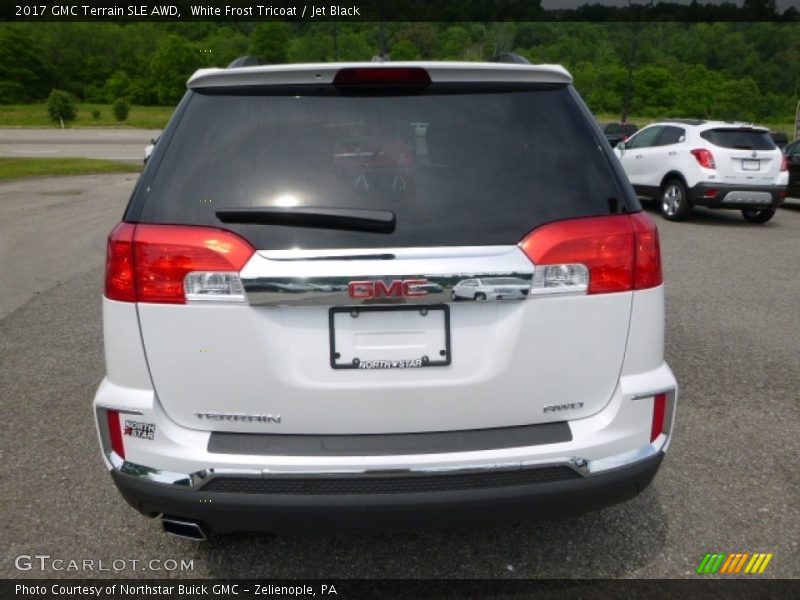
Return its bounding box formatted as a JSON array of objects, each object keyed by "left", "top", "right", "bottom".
[{"left": 112, "top": 453, "right": 663, "bottom": 534}]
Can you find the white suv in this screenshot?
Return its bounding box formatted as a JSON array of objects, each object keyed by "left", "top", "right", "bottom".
[
  {"left": 94, "top": 58, "right": 677, "bottom": 539},
  {"left": 451, "top": 277, "right": 530, "bottom": 301},
  {"left": 614, "top": 120, "right": 788, "bottom": 222}
]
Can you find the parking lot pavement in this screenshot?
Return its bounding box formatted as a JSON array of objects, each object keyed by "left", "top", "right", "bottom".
[
  {"left": 1, "top": 175, "right": 798, "bottom": 579},
  {"left": 0, "top": 128, "right": 160, "bottom": 163},
  {"left": 0, "top": 174, "right": 141, "bottom": 319}
]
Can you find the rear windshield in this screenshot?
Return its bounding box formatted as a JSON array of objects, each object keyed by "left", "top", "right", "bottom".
[
  {"left": 700, "top": 128, "right": 776, "bottom": 150},
  {"left": 135, "top": 84, "right": 629, "bottom": 249}
]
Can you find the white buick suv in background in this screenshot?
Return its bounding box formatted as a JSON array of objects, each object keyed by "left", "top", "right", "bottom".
[
  {"left": 614, "top": 119, "right": 788, "bottom": 222},
  {"left": 451, "top": 277, "right": 530, "bottom": 301},
  {"left": 95, "top": 57, "right": 678, "bottom": 540}
]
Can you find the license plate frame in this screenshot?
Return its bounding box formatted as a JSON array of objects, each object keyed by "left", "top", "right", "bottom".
[
  {"left": 329, "top": 304, "right": 451, "bottom": 370},
  {"left": 741, "top": 159, "right": 760, "bottom": 171}
]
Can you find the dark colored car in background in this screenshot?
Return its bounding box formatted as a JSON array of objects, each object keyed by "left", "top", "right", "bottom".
[
  {"left": 600, "top": 122, "right": 638, "bottom": 147},
  {"left": 770, "top": 131, "right": 788, "bottom": 151},
  {"left": 784, "top": 140, "right": 800, "bottom": 198},
  {"left": 769, "top": 131, "right": 789, "bottom": 150}
]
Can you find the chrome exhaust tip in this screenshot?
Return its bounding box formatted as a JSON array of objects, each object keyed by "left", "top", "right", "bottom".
[{"left": 161, "top": 517, "right": 207, "bottom": 541}]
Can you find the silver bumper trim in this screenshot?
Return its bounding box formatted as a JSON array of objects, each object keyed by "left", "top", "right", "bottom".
[
  {"left": 721, "top": 190, "right": 773, "bottom": 204},
  {"left": 107, "top": 436, "right": 668, "bottom": 489}
]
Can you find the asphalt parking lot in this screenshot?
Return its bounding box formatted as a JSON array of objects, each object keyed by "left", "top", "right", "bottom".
[{"left": 1, "top": 174, "right": 798, "bottom": 579}]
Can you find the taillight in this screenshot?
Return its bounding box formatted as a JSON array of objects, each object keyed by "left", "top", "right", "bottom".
[
  {"left": 631, "top": 212, "right": 662, "bottom": 290},
  {"left": 691, "top": 148, "right": 716, "bottom": 169},
  {"left": 104, "top": 223, "right": 255, "bottom": 304},
  {"left": 333, "top": 67, "right": 431, "bottom": 86},
  {"left": 105, "top": 222, "right": 136, "bottom": 302},
  {"left": 650, "top": 393, "right": 667, "bottom": 442},
  {"left": 780, "top": 155, "right": 787, "bottom": 172},
  {"left": 106, "top": 410, "right": 125, "bottom": 459},
  {"left": 519, "top": 214, "right": 662, "bottom": 295}
]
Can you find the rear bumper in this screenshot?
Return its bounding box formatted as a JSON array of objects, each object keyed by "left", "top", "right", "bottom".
[
  {"left": 688, "top": 183, "right": 786, "bottom": 209},
  {"left": 110, "top": 450, "right": 664, "bottom": 533},
  {"left": 95, "top": 346, "right": 678, "bottom": 533}
]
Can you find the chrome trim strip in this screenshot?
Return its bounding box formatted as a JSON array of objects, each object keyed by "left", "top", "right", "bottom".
[
  {"left": 108, "top": 437, "right": 667, "bottom": 489},
  {"left": 240, "top": 246, "right": 534, "bottom": 307},
  {"left": 584, "top": 439, "right": 664, "bottom": 474},
  {"left": 96, "top": 405, "right": 144, "bottom": 415},
  {"left": 629, "top": 388, "right": 677, "bottom": 439},
  {"left": 262, "top": 468, "right": 369, "bottom": 477},
  {"left": 110, "top": 453, "right": 194, "bottom": 487},
  {"left": 630, "top": 387, "right": 676, "bottom": 401}
]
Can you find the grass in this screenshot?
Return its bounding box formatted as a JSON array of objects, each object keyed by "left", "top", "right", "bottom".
[
  {"left": 0, "top": 158, "right": 142, "bottom": 181},
  {"left": 0, "top": 103, "right": 173, "bottom": 129},
  {"left": 1, "top": 104, "right": 793, "bottom": 135}
]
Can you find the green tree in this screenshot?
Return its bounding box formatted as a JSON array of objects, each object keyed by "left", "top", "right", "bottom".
[
  {"left": 486, "top": 23, "right": 514, "bottom": 57},
  {"left": 395, "top": 23, "right": 438, "bottom": 59},
  {"left": 743, "top": 0, "right": 778, "bottom": 18},
  {"left": 37, "top": 23, "right": 123, "bottom": 98},
  {"left": 115, "top": 23, "right": 163, "bottom": 78},
  {"left": 714, "top": 77, "right": 761, "bottom": 121},
  {"left": 0, "top": 20, "right": 796, "bottom": 121},
  {"left": 83, "top": 85, "right": 108, "bottom": 103},
  {"left": 390, "top": 39, "right": 421, "bottom": 61},
  {"left": 105, "top": 71, "right": 131, "bottom": 101},
  {"left": 574, "top": 63, "right": 628, "bottom": 115},
  {"left": 200, "top": 27, "right": 249, "bottom": 67},
  {"left": 0, "top": 27, "right": 51, "bottom": 103},
  {"left": 632, "top": 65, "right": 680, "bottom": 117},
  {"left": 47, "top": 89, "right": 77, "bottom": 124},
  {"left": 672, "top": 65, "right": 727, "bottom": 119},
  {"left": 149, "top": 35, "right": 202, "bottom": 105},
  {"left": 437, "top": 26, "right": 471, "bottom": 60},
  {"left": 112, "top": 98, "right": 130, "bottom": 122},
  {"left": 288, "top": 25, "right": 334, "bottom": 62},
  {"left": 337, "top": 29, "right": 374, "bottom": 61},
  {"left": 249, "top": 23, "right": 289, "bottom": 64}
]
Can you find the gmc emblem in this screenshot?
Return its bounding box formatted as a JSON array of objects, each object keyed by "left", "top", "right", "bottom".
[{"left": 348, "top": 279, "right": 428, "bottom": 299}]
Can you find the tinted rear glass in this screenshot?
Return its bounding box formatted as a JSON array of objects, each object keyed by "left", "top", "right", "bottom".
[
  {"left": 700, "top": 128, "right": 776, "bottom": 150},
  {"left": 137, "top": 84, "right": 627, "bottom": 249},
  {"left": 656, "top": 126, "right": 685, "bottom": 146}
]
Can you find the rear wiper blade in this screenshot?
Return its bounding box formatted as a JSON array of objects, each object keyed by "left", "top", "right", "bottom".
[{"left": 216, "top": 207, "right": 395, "bottom": 234}]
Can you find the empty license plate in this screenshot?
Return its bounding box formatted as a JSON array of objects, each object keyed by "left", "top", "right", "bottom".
[
  {"left": 329, "top": 305, "right": 451, "bottom": 370},
  {"left": 741, "top": 159, "right": 760, "bottom": 171}
]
